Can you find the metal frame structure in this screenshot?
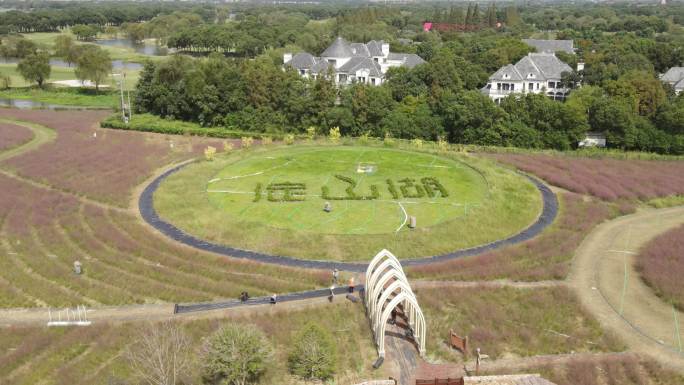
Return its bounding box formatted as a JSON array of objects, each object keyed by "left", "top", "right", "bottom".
[{"left": 365, "top": 249, "right": 426, "bottom": 358}]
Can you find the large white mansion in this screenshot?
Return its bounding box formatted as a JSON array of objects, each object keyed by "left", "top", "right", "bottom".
[
  {"left": 481, "top": 52, "right": 576, "bottom": 104},
  {"left": 284, "top": 37, "right": 425, "bottom": 86}
]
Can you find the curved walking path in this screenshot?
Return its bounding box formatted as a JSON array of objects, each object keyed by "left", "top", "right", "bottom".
[
  {"left": 139, "top": 162, "right": 558, "bottom": 272},
  {"left": 568, "top": 205, "right": 684, "bottom": 372},
  {"left": 0, "top": 118, "right": 55, "bottom": 162}
]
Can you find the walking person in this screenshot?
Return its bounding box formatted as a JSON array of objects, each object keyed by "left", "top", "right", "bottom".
[
  {"left": 332, "top": 268, "right": 339, "bottom": 284},
  {"left": 270, "top": 293, "right": 277, "bottom": 305}
]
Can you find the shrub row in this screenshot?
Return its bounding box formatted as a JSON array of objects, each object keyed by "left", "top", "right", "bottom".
[
  {"left": 101, "top": 114, "right": 299, "bottom": 141},
  {"left": 321, "top": 174, "right": 380, "bottom": 201}
]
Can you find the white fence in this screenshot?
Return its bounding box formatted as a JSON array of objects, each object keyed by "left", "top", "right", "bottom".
[{"left": 47, "top": 305, "right": 91, "bottom": 326}]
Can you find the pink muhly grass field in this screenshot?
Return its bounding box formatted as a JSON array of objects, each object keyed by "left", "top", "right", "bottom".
[
  {"left": 408, "top": 193, "right": 617, "bottom": 281},
  {"left": 0, "top": 122, "right": 33, "bottom": 151},
  {"left": 636, "top": 224, "right": 684, "bottom": 310},
  {"left": 0, "top": 109, "right": 225, "bottom": 207},
  {"left": 489, "top": 153, "right": 684, "bottom": 201}
]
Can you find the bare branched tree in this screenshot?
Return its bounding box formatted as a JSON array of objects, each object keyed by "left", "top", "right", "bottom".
[{"left": 126, "top": 321, "right": 191, "bottom": 385}]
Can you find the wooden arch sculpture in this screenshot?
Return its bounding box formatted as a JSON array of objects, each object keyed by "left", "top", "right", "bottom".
[{"left": 365, "top": 249, "right": 426, "bottom": 358}]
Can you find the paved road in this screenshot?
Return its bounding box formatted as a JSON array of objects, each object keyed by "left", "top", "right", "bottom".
[
  {"left": 568, "top": 205, "right": 684, "bottom": 373},
  {"left": 139, "top": 162, "right": 558, "bottom": 272}
]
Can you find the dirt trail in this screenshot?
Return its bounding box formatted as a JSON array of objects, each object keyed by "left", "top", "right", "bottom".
[
  {"left": 412, "top": 280, "right": 562, "bottom": 290},
  {"left": 0, "top": 295, "right": 344, "bottom": 327},
  {"left": 568, "top": 205, "right": 684, "bottom": 373},
  {"left": 0, "top": 118, "right": 55, "bottom": 162}
]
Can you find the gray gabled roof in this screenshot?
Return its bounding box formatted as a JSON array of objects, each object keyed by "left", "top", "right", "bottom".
[
  {"left": 525, "top": 53, "right": 572, "bottom": 79},
  {"left": 489, "top": 53, "right": 572, "bottom": 82},
  {"left": 350, "top": 43, "right": 371, "bottom": 57},
  {"left": 337, "top": 56, "right": 382, "bottom": 77},
  {"left": 322, "top": 37, "right": 353, "bottom": 58},
  {"left": 523, "top": 39, "right": 574, "bottom": 54},
  {"left": 514, "top": 55, "right": 544, "bottom": 79},
  {"left": 366, "top": 40, "right": 385, "bottom": 57},
  {"left": 310, "top": 59, "right": 334, "bottom": 75},
  {"left": 285, "top": 52, "right": 318, "bottom": 70},
  {"left": 675, "top": 78, "right": 684, "bottom": 91},
  {"left": 661, "top": 67, "right": 684, "bottom": 83},
  {"left": 489, "top": 64, "right": 524, "bottom": 81},
  {"left": 387, "top": 52, "right": 426, "bottom": 68}
]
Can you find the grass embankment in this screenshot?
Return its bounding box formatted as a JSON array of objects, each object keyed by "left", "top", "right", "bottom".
[
  {"left": 418, "top": 286, "right": 625, "bottom": 363},
  {"left": 0, "top": 301, "right": 379, "bottom": 385},
  {"left": 0, "top": 87, "right": 118, "bottom": 108},
  {"left": 154, "top": 143, "right": 542, "bottom": 261},
  {"left": 636, "top": 224, "right": 684, "bottom": 311}
]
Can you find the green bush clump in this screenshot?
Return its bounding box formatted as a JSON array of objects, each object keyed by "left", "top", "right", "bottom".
[
  {"left": 253, "top": 183, "right": 263, "bottom": 202},
  {"left": 386, "top": 179, "right": 400, "bottom": 199},
  {"left": 101, "top": 114, "right": 295, "bottom": 140},
  {"left": 287, "top": 323, "right": 336, "bottom": 381},
  {"left": 321, "top": 175, "right": 379, "bottom": 200},
  {"left": 266, "top": 182, "right": 307, "bottom": 202},
  {"left": 398, "top": 178, "right": 426, "bottom": 198},
  {"left": 422, "top": 177, "right": 449, "bottom": 198}
]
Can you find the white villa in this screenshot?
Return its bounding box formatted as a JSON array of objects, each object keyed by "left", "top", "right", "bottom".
[
  {"left": 284, "top": 37, "right": 425, "bottom": 86},
  {"left": 660, "top": 67, "right": 684, "bottom": 94},
  {"left": 481, "top": 53, "right": 575, "bottom": 104}
]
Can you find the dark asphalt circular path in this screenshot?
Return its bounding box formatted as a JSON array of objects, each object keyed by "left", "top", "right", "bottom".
[{"left": 140, "top": 161, "right": 558, "bottom": 273}]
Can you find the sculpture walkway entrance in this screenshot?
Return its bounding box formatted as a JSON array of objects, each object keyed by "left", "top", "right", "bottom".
[{"left": 365, "top": 249, "right": 426, "bottom": 358}]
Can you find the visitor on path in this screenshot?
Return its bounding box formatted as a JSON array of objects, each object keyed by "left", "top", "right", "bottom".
[
  {"left": 332, "top": 268, "right": 339, "bottom": 284},
  {"left": 239, "top": 292, "right": 249, "bottom": 302},
  {"left": 348, "top": 276, "right": 355, "bottom": 293},
  {"left": 270, "top": 293, "right": 277, "bottom": 305},
  {"left": 390, "top": 308, "right": 397, "bottom": 325},
  {"left": 329, "top": 285, "right": 335, "bottom": 302}
]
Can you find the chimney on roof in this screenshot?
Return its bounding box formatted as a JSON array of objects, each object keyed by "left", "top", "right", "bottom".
[
  {"left": 381, "top": 42, "right": 390, "bottom": 57},
  {"left": 283, "top": 53, "right": 292, "bottom": 64}
]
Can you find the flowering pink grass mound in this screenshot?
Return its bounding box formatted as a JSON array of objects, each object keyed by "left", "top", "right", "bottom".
[
  {"left": 636, "top": 224, "right": 684, "bottom": 310},
  {"left": 0, "top": 109, "right": 225, "bottom": 207},
  {"left": 489, "top": 153, "right": 684, "bottom": 201},
  {"left": 0, "top": 110, "right": 324, "bottom": 308},
  {"left": 0, "top": 122, "right": 33, "bottom": 151},
  {"left": 0, "top": 173, "right": 328, "bottom": 307},
  {"left": 409, "top": 193, "right": 617, "bottom": 281}
]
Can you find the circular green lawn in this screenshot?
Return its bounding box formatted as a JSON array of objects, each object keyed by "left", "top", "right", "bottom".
[{"left": 154, "top": 145, "right": 542, "bottom": 261}]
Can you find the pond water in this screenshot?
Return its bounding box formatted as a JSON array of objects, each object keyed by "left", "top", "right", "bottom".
[
  {"left": 95, "top": 39, "right": 169, "bottom": 56},
  {"left": 0, "top": 98, "right": 106, "bottom": 110},
  {"left": 0, "top": 58, "right": 142, "bottom": 71}
]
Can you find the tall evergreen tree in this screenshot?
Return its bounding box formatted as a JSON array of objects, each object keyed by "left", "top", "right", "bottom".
[
  {"left": 487, "top": 3, "right": 498, "bottom": 27},
  {"left": 472, "top": 4, "right": 481, "bottom": 25},
  {"left": 465, "top": 3, "right": 473, "bottom": 25}
]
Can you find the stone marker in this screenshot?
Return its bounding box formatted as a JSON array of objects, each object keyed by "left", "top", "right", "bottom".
[
  {"left": 409, "top": 216, "right": 416, "bottom": 229},
  {"left": 73, "top": 261, "right": 82, "bottom": 275}
]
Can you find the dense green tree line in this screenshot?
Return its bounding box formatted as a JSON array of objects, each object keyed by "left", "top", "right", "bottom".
[
  {"left": 134, "top": 46, "right": 684, "bottom": 154},
  {"left": 0, "top": 2, "right": 213, "bottom": 33}
]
